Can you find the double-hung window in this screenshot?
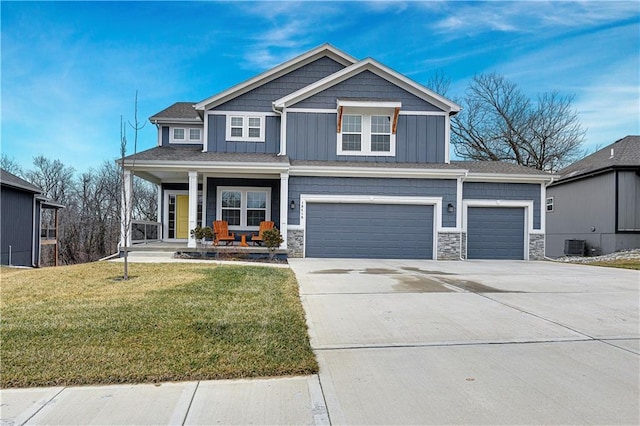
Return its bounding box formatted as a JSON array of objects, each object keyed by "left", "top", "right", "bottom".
[
  {"left": 337, "top": 101, "right": 400, "bottom": 156},
  {"left": 217, "top": 187, "right": 271, "bottom": 230},
  {"left": 226, "top": 114, "right": 265, "bottom": 142},
  {"left": 170, "top": 127, "right": 202, "bottom": 143}
]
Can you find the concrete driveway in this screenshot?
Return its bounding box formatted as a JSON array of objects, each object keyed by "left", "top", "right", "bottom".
[{"left": 289, "top": 259, "right": 640, "bottom": 425}]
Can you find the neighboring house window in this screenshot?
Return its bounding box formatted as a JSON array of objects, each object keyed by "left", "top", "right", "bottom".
[
  {"left": 217, "top": 187, "right": 271, "bottom": 230},
  {"left": 226, "top": 114, "right": 265, "bottom": 142},
  {"left": 170, "top": 127, "right": 202, "bottom": 144},
  {"left": 546, "top": 197, "right": 554, "bottom": 212},
  {"left": 336, "top": 102, "right": 399, "bottom": 156}
]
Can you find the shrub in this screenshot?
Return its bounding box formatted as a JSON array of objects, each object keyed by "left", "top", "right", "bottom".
[{"left": 262, "top": 228, "right": 283, "bottom": 259}]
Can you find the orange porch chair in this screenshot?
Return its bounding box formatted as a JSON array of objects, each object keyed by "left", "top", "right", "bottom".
[
  {"left": 251, "top": 221, "right": 275, "bottom": 246},
  {"left": 213, "top": 220, "right": 236, "bottom": 246}
]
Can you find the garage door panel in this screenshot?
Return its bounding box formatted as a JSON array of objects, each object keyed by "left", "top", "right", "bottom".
[
  {"left": 306, "top": 203, "right": 433, "bottom": 259},
  {"left": 467, "top": 207, "right": 525, "bottom": 260}
]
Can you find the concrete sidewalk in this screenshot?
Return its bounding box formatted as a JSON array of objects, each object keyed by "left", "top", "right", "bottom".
[{"left": 1, "top": 376, "right": 328, "bottom": 425}]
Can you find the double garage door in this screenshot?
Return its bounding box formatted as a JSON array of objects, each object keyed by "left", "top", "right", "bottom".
[
  {"left": 305, "top": 203, "right": 434, "bottom": 259},
  {"left": 467, "top": 207, "right": 525, "bottom": 260}
]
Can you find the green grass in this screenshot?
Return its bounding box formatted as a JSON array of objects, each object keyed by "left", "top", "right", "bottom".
[
  {"left": 0, "top": 263, "right": 318, "bottom": 388},
  {"left": 582, "top": 259, "right": 640, "bottom": 270}
]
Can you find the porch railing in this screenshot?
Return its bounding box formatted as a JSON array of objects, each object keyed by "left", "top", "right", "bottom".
[{"left": 131, "top": 220, "right": 161, "bottom": 243}]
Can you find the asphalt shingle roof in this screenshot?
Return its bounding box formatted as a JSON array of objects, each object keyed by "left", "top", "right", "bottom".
[
  {"left": 0, "top": 169, "right": 42, "bottom": 193},
  {"left": 122, "top": 147, "right": 289, "bottom": 164},
  {"left": 149, "top": 102, "right": 202, "bottom": 121},
  {"left": 556, "top": 135, "right": 640, "bottom": 182}
]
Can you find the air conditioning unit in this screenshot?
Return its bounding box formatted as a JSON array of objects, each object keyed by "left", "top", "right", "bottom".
[{"left": 564, "top": 239, "right": 586, "bottom": 256}]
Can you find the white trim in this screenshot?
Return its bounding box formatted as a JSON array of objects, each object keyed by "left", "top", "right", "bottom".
[
  {"left": 188, "top": 171, "right": 198, "bottom": 248},
  {"left": 286, "top": 108, "right": 336, "bottom": 114},
  {"left": 203, "top": 111, "right": 209, "bottom": 152},
  {"left": 279, "top": 173, "right": 289, "bottom": 249},
  {"left": 279, "top": 109, "right": 287, "bottom": 156},
  {"left": 274, "top": 58, "right": 461, "bottom": 113},
  {"left": 225, "top": 114, "right": 266, "bottom": 142},
  {"left": 444, "top": 114, "right": 451, "bottom": 164},
  {"left": 195, "top": 44, "right": 358, "bottom": 111},
  {"left": 337, "top": 99, "right": 401, "bottom": 109},
  {"left": 399, "top": 111, "right": 448, "bottom": 116},
  {"left": 207, "top": 110, "right": 278, "bottom": 117},
  {"left": 163, "top": 190, "right": 188, "bottom": 242},
  {"left": 289, "top": 165, "right": 466, "bottom": 179},
  {"left": 216, "top": 186, "right": 272, "bottom": 231},
  {"left": 463, "top": 173, "right": 555, "bottom": 183},
  {"left": 462, "top": 199, "right": 534, "bottom": 260},
  {"left": 299, "top": 194, "right": 442, "bottom": 260},
  {"left": 201, "top": 175, "right": 208, "bottom": 228},
  {"left": 125, "top": 161, "right": 289, "bottom": 174}
]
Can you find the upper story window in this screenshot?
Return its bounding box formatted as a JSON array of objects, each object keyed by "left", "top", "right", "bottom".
[
  {"left": 226, "top": 114, "right": 265, "bottom": 142},
  {"left": 546, "top": 197, "right": 554, "bottom": 212},
  {"left": 336, "top": 100, "right": 400, "bottom": 156},
  {"left": 170, "top": 127, "right": 202, "bottom": 144}
]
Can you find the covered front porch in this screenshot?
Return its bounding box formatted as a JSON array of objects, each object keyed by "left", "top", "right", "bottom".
[{"left": 120, "top": 149, "right": 291, "bottom": 252}]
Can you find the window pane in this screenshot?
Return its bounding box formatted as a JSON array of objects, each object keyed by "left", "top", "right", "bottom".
[
  {"left": 173, "top": 128, "right": 185, "bottom": 139},
  {"left": 247, "top": 191, "right": 267, "bottom": 208},
  {"left": 231, "top": 117, "right": 243, "bottom": 127},
  {"left": 371, "top": 116, "right": 391, "bottom": 133},
  {"left": 247, "top": 210, "right": 266, "bottom": 227},
  {"left": 342, "top": 134, "right": 362, "bottom": 151},
  {"left": 189, "top": 128, "right": 201, "bottom": 140},
  {"left": 248, "top": 127, "right": 260, "bottom": 138},
  {"left": 231, "top": 127, "right": 243, "bottom": 137},
  {"left": 222, "top": 191, "right": 241, "bottom": 208},
  {"left": 248, "top": 117, "right": 261, "bottom": 127},
  {"left": 222, "top": 209, "right": 241, "bottom": 226},
  {"left": 342, "top": 115, "right": 361, "bottom": 133},
  {"left": 371, "top": 134, "right": 391, "bottom": 152}
]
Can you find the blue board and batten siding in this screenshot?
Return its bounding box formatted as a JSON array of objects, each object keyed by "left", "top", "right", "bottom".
[
  {"left": 286, "top": 113, "right": 446, "bottom": 162},
  {"left": 293, "top": 71, "right": 444, "bottom": 111},
  {"left": 288, "top": 176, "right": 457, "bottom": 227},
  {"left": 463, "top": 182, "right": 541, "bottom": 229},
  {"left": 306, "top": 203, "right": 434, "bottom": 259},
  {"left": 207, "top": 115, "right": 280, "bottom": 154},
  {"left": 214, "top": 57, "right": 347, "bottom": 112}
]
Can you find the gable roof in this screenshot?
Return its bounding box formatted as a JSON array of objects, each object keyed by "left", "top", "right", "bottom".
[
  {"left": 194, "top": 44, "right": 357, "bottom": 111},
  {"left": 273, "top": 57, "right": 462, "bottom": 114},
  {"left": 0, "top": 169, "right": 42, "bottom": 193},
  {"left": 555, "top": 135, "right": 640, "bottom": 183},
  {"left": 149, "top": 102, "right": 202, "bottom": 123}
]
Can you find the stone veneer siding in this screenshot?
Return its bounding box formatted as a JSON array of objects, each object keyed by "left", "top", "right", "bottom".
[
  {"left": 437, "top": 232, "right": 463, "bottom": 260},
  {"left": 529, "top": 233, "right": 545, "bottom": 260},
  {"left": 287, "top": 229, "right": 304, "bottom": 258}
]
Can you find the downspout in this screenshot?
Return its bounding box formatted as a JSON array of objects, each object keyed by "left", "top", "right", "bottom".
[
  {"left": 459, "top": 171, "right": 468, "bottom": 260},
  {"left": 542, "top": 176, "right": 556, "bottom": 261},
  {"left": 272, "top": 103, "right": 285, "bottom": 156}
]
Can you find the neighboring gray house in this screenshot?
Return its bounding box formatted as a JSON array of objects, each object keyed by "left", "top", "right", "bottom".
[
  {"left": 122, "top": 44, "right": 552, "bottom": 260},
  {"left": 0, "top": 169, "right": 64, "bottom": 267},
  {"left": 546, "top": 135, "right": 640, "bottom": 257}
]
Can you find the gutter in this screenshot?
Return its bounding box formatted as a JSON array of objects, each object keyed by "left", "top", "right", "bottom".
[{"left": 272, "top": 102, "right": 286, "bottom": 156}]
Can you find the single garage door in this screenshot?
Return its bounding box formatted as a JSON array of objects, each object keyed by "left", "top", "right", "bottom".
[
  {"left": 467, "top": 207, "right": 525, "bottom": 259},
  {"left": 306, "top": 203, "right": 433, "bottom": 259}
]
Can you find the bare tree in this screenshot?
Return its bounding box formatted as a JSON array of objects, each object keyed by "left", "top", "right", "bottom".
[
  {"left": 425, "top": 69, "right": 451, "bottom": 97},
  {"left": 451, "top": 73, "right": 585, "bottom": 172},
  {"left": 1, "top": 154, "right": 24, "bottom": 177}
]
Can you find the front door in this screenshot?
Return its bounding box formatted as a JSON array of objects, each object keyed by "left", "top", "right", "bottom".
[{"left": 176, "top": 195, "right": 189, "bottom": 239}]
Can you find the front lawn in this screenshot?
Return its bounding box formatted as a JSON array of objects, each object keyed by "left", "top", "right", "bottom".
[
  {"left": 0, "top": 263, "right": 317, "bottom": 388},
  {"left": 584, "top": 259, "right": 640, "bottom": 270}
]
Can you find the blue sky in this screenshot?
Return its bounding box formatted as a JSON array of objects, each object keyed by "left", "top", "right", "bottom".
[{"left": 2, "top": 1, "right": 639, "bottom": 172}]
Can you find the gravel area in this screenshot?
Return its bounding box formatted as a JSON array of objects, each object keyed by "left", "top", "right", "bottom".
[{"left": 552, "top": 249, "right": 640, "bottom": 264}]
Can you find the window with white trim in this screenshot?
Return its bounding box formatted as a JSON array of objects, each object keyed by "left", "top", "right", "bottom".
[
  {"left": 546, "top": 197, "right": 554, "bottom": 212},
  {"left": 217, "top": 187, "right": 271, "bottom": 230},
  {"left": 337, "top": 102, "right": 399, "bottom": 156},
  {"left": 170, "top": 127, "right": 202, "bottom": 143},
  {"left": 226, "top": 114, "right": 265, "bottom": 142}
]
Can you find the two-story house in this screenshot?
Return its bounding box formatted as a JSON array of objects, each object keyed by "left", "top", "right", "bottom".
[{"left": 121, "top": 44, "right": 552, "bottom": 260}]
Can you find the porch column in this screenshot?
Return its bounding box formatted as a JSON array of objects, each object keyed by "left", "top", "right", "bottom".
[
  {"left": 279, "top": 172, "right": 288, "bottom": 249},
  {"left": 156, "top": 184, "right": 162, "bottom": 238},
  {"left": 187, "top": 171, "right": 198, "bottom": 248},
  {"left": 120, "top": 169, "right": 133, "bottom": 248}
]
